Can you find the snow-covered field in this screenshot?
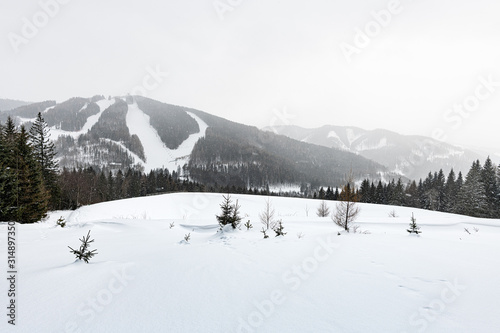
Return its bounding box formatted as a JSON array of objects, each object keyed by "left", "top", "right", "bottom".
[{"left": 1, "top": 193, "right": 500, "bottom": 333}]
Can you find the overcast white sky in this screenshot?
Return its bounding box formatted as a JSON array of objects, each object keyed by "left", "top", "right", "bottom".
[{"left": 1, "top": 0, "right": 500, "bottom": 154}]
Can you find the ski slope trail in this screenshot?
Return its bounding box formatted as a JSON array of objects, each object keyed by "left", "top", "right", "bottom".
[
  {"left": 126, "top": 102, "right": 208, "bottom": 173},
  {"left": 49, "top": 98, "right": 116, "bottom": 139}
]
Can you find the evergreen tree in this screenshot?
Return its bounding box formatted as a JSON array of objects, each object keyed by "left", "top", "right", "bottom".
[
  {"left": 359, "top": 179, "right": 371, "bottom": 203},
  {"left": 318, "top": 187, "right": 326, "bottom": 199},
  {"left": 481, "top": 157, "right": 498, "bottom": 217},
  {"left": 0, "top": 121, "right": 18, "bottom": 220},
  {"left": 325, "top": 186, "right": 334, "bottom": 200},
  {"left": 405, "top": 180, "right": 419, "bottom": 208},
  {"left": 333, "top": 187, "right": 340, "bottom": 200},
  {"left": 443, "top": 169, "right": 457, "bottom": 213},
  {"left": 16, "top": 126, "right": 49, "bottom": 223},
  {"left": 407, "top": 213, "right": 421, "bottom": 234},
  {"left": 375, "top": 181, "right": 384, "bottom": 204},
  {"left": 435, "top": 169, "right": 446, "bottom": 211},
  {"left": 456, "top": 160, "right": 487, "bottom": 217},
  {"left": 29, "top": 112, "right": 60, "bottom": 209},
  {"left": 390, "top": 178, "right": 405, "bottom": 206},
  {"left": 216, "top": 194, "right": 241, "bottom": 229}
]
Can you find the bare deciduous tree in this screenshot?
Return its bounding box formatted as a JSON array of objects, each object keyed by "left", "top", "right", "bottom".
[
  {"left": 259, "top": 197, "right": 276, "bottom": 230},
  {"left": 332, "top": 177, "right": 360, "bottom": 232},
  {"left": 316, "top": 200, "right": 330, "bottom": 217}
]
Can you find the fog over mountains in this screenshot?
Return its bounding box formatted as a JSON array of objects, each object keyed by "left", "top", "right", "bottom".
[
  {"left": 1, "top": 95, "right": 484, "bottom": 189},
  {"left": 2, "top": 95, "right": 397, "bottom": 190},
  {"left": 264, "top": 125, "right": 485, "bottom": 181}
]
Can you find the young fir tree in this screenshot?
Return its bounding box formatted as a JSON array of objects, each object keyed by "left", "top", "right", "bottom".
[
  {"left": 216, "top": 194, "right": 241, "bottom": 229},
  {"left": 407, "top": 213, "right": 421, "bottom": 234},
  {"left": 29, "top": 112, "right": 60, "bottom": 209},
  {"left": 68, "top": 230, "right": 98, "bottom": 263}
]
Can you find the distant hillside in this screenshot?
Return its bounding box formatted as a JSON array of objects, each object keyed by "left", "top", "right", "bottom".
[
  {"left": 0, "top": 98, "right": 32, "bottom": 112},
  {"left": 1, "top": 95, "right": 393, "bottom": 190},
  {"left": 264, "top": 125, "right": 484, "bottom": 180},
  {"left": 188, "top": 109, "right": 391, "bottom": 188}
]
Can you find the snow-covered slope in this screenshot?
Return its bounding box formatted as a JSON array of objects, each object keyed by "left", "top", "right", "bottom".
[
  {"left": 49, "top": 98, "right": 116, "bottom": 139},
  {"left": 2, "top": 193, "right": 499, "bottom": 332},
  {"left": 126, "top": 103, "right": 208, "bottom": 172}
]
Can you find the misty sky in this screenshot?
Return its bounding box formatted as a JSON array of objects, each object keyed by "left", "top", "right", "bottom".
[{"left": 1, "top": 0, "right": 500, "bottom": 154}]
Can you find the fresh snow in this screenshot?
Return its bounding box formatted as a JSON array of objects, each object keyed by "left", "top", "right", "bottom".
[
  {"left": 49, "top": 98, "right": 116, "bottom": 139},
  {"left": 2, "top": 193, "right": 499, "bottom": 333},
  {"left": 125, "top": 103, "right": 208, "bottom": 173},
  {"left": 345, "top": 128, "right": 362, "bottom": 147},
  {"left": 356, "top": 137, "right": 390, "bottom": 152}
]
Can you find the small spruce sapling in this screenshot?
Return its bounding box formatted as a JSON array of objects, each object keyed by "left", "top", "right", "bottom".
[
  {"left": 216, "top": 194, "right": 242, "bottom": 229},
  {"left": 184, "top": 233, "right": 191, "bottom": 242},
  {"left": 261, "top": 227, "right": 269, "bottom": 239},
  {"left": 273, "top": 220, "right": 286, "bottom": 237},
  {"left": 244, "top": 220, "right": 253, "bottom": 230},
  {"left": 68, "top": 230, "right": 98, "bottom": 263},
  {"left": 169, "top": 222, "right": 175, "bottom": 229},
  {"left": 56, "top": 216, "right": 66, "bottom": 228},
  {"left": 407, "top": 213, "right": 421, "bottom": 234}
]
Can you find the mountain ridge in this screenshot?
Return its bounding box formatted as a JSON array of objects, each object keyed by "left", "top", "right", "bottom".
[
  {"left": 3, "top": 95, "right": 394, "bottom": 190},
  {"left": 263, "top": 124, "right": 484, "bottom": 180}
]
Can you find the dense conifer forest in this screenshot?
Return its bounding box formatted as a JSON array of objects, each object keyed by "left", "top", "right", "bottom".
[{"left": 1, "top": 114, "right": 499, "bottom": 222}]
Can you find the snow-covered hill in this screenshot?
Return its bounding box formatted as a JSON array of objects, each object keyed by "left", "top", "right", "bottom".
[
  {"left": 2, "top": 193, "right": 499, "bottom": 332},
  {"left": 265, "top": 125, "right": 484, "bottom": 180},
  {"left": 4, "top": 96, "right": 391, "bottom": 188},
  {"left": 125, "top": 103, "right": 208, "bottom": 172}
]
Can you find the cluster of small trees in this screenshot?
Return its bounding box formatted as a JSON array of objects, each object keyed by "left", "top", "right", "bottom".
[
  {"left": 216, "top": 194, "right": 242, "bottom": 229},
  {"left": 57, "top": 167, "right": 206, "bottom": 209},
  {"left": 0, "top": 114, "right": 59, "bottom": 223},
  {"left": 357, "top": 158, "right": 500, "bottom": 218}
]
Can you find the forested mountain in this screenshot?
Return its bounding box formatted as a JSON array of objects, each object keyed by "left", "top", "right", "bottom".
[
  {"left": 4, "top": 95, "right": 391, "bottom": 189},
  {"left": 266, "top": 125, "right": 484, "bottom": 180},
  {"left": 0, "top": 98, "right": 32, "bottom": 112},
  {"left": 188, "top": 108, "right": 388, "bottom": 188}
]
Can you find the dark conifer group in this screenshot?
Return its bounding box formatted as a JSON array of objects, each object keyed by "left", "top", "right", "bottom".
[
  {"left": 357, "top": 157, "right": 500, "bottom": 218},
  {"left": 0, "top": 115, "right": 55, "bottom": 223}
]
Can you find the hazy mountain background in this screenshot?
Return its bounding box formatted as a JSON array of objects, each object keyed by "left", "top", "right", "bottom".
[
  {"left": 0, "top": 98, "right": 31, "bottom": 111},
  {"left": 264, "top": 125, "right": 485, "bottom": 180},
  {"left": 3, "top": 96, "right": 400, "bottom": 190}
]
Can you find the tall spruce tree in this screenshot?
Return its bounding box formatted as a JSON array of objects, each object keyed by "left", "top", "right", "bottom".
[
  {"left": 0, "top": 121, "right": 18, "bottom": 221},
  {"left": 29, "top": 112, "right": 60, "bottom": 209},
  {"left": 435, "top": 169, "right": 446, "bottom": 211},
  {"left": 16, "top": 126, "right": 49, "bottom": 223},
  {"left": 443, "top": 169, "right": 457, "bottom": 213},
  {"left": 456, "top": 160, "right": 487, "bottom": 217},
  {"left": 481, "top": 157, "right": 498, "bottom": 217}
]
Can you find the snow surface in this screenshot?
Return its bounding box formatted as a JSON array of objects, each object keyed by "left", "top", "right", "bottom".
[
  {"left": 345, "top": 128, "right": 362, "bottom": 147},
  {"left": 356, "top": 137, "right": 389, "bottom": 152},
  {"left": 1, "top": 193, "right": 499, "bottom": 333},
  {"left": 49, "top": 99, "right": 116, "bottom": 139},
  {"left": 125, "top": 103, "right": 208, "bottom": 173}
]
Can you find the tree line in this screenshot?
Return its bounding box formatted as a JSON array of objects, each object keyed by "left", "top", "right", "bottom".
[
  {"left": 355, "top": 158, "right": 500, "bottom": 218},
  {"left": 0, "top": 114, "right": 59, "bottom": 223},
  {"left": 2, "top": 113, "right": 499, "bottom": 222}
]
